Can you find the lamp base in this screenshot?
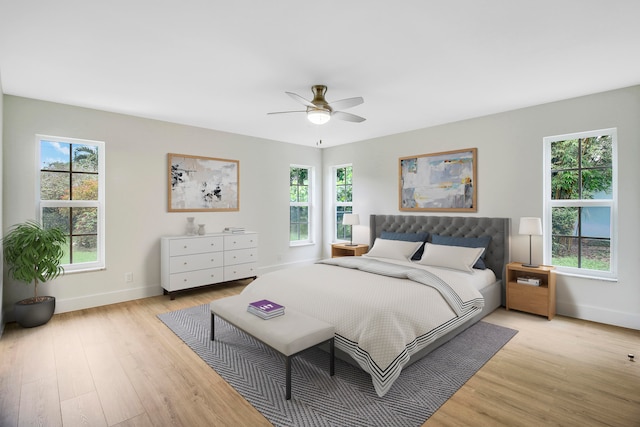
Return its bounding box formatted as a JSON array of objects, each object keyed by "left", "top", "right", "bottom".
[
  {"left": 522, "top": 263, "right": 539, "bottom": 268},
  {"left": 344, "top": 243, "right": 358, "bottom": 247}
]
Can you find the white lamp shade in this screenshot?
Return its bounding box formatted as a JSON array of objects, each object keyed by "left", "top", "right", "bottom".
[
  {"left": 519, "top": 217, "right": 542, "bottom": 236},
  {"left": 342, "top": 213, "right": 360, "bottom": 226},
  {"left": 307, "top": 109, "right": 331, "bottom": 125}
]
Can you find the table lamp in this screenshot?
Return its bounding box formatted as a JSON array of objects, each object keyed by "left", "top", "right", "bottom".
[
  {"left": 342, "top": 214, "right": 360, "bottom": 246},
  {"left": 519, "top": 217, "right": 542, "bottom": 268}
]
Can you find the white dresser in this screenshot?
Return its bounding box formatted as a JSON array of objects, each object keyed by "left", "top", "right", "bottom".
[{"left": 161, "top": 232, "right": 258, "bottom": 299}]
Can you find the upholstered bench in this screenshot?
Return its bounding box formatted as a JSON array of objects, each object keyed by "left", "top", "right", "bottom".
[{"left": 210, "top": 294, "right": 335, "bottom": 400}]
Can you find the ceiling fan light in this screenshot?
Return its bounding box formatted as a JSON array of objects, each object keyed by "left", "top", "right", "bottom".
[{"left": 307, "top": 109, "right": 331, "bottom": 125}]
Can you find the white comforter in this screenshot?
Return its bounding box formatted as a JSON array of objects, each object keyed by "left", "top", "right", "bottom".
[{"left": 240, "top": 257, "right": 488, "bottom": 396}]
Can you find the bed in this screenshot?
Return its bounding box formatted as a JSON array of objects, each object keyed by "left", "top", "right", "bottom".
[{"left": 240, "top": 215, "right": 511, "bottom": 397}]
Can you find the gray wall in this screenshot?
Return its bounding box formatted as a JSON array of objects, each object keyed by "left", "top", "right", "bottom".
[
  {"left": 2, "top": 95, "right": 322, "bottom": 317},
  {"left": 0, "top": 73, "right": 4, "bottom": 334},
  {"left": 3, "top": 86, "right": 639, "bottom": 330},
  {"left": 322, "top": 85, "right": 640, "bottom": 329}
]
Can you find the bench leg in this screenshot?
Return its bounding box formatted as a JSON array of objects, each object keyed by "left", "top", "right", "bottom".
[
  {"left": 210, "top": 313, "right": 215, "bottom": 341},
  {"left": 329, "top": 337, "right": 335, "bottom": 376},
  {"left": 286, "top": 356, "right": 292, "bottom": 400}
]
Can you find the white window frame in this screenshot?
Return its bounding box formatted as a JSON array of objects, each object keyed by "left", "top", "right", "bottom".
[
  {"left": 37, "top": 134, "right": 106, "bottom": 273},
  {"left": 333, "top": 164, "right": 353, "bottom": 242},
  {"left": 543, "top": 128, "right": 617, "bottom": 280},
  {"left": 289, "top": 164, "right": 313, "bottom": 246}
]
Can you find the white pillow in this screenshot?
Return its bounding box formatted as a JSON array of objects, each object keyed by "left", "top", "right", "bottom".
[
  {"left": 417, "top": 243, "right": 485, "bottom": 273},
  {"left": 364, "top": 238, "right": 423, "bottom": 261}
]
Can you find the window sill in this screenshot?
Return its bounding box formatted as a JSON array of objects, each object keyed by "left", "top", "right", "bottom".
[
  {"left": 289, "top": 241, "right": 315, "bottom": 248},
  {"left": 63, "top": 266, "right": 106, "bottom": 274},
  {"left": 555, "top": 269, "right": 618, "bottom": 283}
]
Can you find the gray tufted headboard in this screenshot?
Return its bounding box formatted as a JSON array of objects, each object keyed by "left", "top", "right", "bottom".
[{"left": 370, "top": 215, "right": 511, "bottom": 280}]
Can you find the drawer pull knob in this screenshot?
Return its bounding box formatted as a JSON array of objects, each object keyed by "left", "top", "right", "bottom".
[
  {"left": 183, "top": 262, "right": 188, "bottom": 265},
  {"left": 183, "top": 279, "right": 188, "bottom": 282}
]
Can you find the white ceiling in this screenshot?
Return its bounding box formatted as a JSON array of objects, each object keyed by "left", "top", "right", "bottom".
[{"left": 1, "top": 1, "right": 639, "bottom": 148}]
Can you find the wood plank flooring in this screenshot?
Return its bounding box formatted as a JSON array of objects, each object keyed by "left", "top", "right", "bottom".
[{"left": 1, "top": 280, "right": 639, "bottom": 426}]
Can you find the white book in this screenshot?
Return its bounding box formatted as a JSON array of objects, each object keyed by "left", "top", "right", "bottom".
[
  {"left": 223, "top": 227, "right": 246, "bottom": 234},
  {"left": 517, "top": 277, "right": 540, "bottom": 286}
]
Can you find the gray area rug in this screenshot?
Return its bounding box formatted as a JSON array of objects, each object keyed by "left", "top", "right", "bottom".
[{"left": 158, "top": 304, "right": 517, "bottom": 427}]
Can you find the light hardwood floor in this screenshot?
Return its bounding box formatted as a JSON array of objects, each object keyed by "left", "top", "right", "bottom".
[{"left": 1, "top": 281, "right": 639, "bottom": 427}]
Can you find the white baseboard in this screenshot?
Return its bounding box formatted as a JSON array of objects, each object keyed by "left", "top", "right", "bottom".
[
  {"left": 5, "top": 267, "right": 637, "bottom": 332},
  {"left": 557, "top": 301, "right": 640, "bottom": 330},
  {"left": 54, "top": 285, "right": 164, "bottom": 314}
]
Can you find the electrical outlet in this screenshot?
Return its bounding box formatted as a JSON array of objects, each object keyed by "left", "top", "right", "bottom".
[{"left": 125, "top": 272, "right": 133, "bottom": 283}]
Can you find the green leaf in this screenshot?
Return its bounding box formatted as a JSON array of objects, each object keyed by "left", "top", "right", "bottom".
[{"left": 2, "top": 220, "right": 66, "bottom": 298}]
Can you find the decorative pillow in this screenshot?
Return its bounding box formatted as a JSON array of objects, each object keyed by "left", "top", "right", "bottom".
[
  {"left": 430, "top": 234, "right": 492, "bottom": 270},
  {"left": 380, "top": 231, "right": 429, "bottom": 260},
  {"left": 365, "top": 238, "right": 423, "bottom": 261},
  {"left": 417, "top": 243, "right": 485, "bottom": 273}
]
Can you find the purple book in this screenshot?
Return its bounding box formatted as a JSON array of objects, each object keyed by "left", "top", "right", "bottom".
[{"left": 248, "top": 299, "right": 284, "bottom": 312}]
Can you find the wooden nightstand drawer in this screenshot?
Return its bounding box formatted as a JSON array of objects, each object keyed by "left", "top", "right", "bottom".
[
  {"left": 506, "top": 262, "right": 556, "bottom": 320},
  {"left": 507, "top": 282, "right": 550, "bottom": 317}
]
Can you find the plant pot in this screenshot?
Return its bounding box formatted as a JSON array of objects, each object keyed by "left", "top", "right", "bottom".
[{"left": 14, "top": 296, "right": 56, "bottom": 328}]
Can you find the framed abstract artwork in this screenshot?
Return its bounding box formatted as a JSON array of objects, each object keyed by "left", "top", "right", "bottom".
[
  {"left": 399, "top": 148, "right": 477, "bottom": 212},
  {"left": 168, "top": 153, "right": 239, "bottom": 212}
]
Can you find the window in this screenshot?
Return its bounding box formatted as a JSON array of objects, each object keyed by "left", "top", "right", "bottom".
[
  {"left": 38, "top": 135, "right": 105, "bottom": 272},
  {"left": 289, "top": 165, "right": 311, "bottom": 244},
  {"left": 334, "top": 165, "right": 353, "bottom": 241},
  {"left": 543, "top": 128, "right": 617, "bottom": 279}
]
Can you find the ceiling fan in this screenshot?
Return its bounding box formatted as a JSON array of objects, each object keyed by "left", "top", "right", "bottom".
[{"left": 268, "top": 85, "right": 365, "bottom": 125}]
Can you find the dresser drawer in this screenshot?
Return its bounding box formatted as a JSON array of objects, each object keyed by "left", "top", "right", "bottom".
[
  {"left": 224, "top": 262, "right": 257, "bottom": 281},
  {"left": 169, "top": 267, "right": 224, "bottom": 291},
  {"left": 169, "top": 236, "right": 223, "bottom": 256},
  {"left": 161, "top": 232, "right": 258, "bottom": 299},
  {"left": 224, "top": 247, "right": 257, "bottom": 266},
  {"left": 169, "top": 252, "right": 224, "bottom": 274},
  {"left": 223, "top": 233, "right": 258, "bottom": 250}
]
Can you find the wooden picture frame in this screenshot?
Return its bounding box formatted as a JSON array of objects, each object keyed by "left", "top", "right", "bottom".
[
  {"left": 399, "top": 148, "right": 477, "bottom": 212},
  {"left": 168, "top": 153, "right": 239, "bottom": 212}
]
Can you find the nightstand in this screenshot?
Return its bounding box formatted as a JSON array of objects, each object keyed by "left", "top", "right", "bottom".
[
  {"left": 331, "top": 243, "right": 369, "bottom": 258},
  {"left": 506, "top": 262, "right": 556, "bottom": 320}
]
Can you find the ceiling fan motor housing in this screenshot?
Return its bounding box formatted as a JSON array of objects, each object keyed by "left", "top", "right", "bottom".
[
  {"left": 309, "top": 85, "right": 331, "bottom": 113},
  {"left": 268, "top": 84, "right": 365, "bottom": 124}
]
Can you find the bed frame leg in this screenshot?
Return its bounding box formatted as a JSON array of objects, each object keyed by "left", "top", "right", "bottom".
[
  {"left": 329, "top": 338, "right": 335, "bottom": 376},
  {"left": 211, "top": 313, "right": 216, "bottom": 341},
  {"left": 286, "top": 356, "right": 292, "bottom": 400}
]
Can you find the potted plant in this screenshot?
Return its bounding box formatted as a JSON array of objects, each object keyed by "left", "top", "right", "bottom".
[{"left": 2, "top": 220, "right": 66, "bottom": 328}]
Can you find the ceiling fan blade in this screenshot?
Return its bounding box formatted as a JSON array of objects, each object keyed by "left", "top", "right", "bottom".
[
  {"left": 327, "top": 96, "right": 364, "bottom": 111},
  {"left": 332, "top": 111, "right": 366, "bottom": 123},
  {"left": 286, "top": 92, "right": 316, "bottom": 108},
  {"left": 267, "top": 110, "right": 306, "bottom": 115}
]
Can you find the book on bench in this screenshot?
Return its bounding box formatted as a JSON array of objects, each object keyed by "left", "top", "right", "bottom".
[{"left": 247, "top": 299, "right": 285, "bottom": 319}]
